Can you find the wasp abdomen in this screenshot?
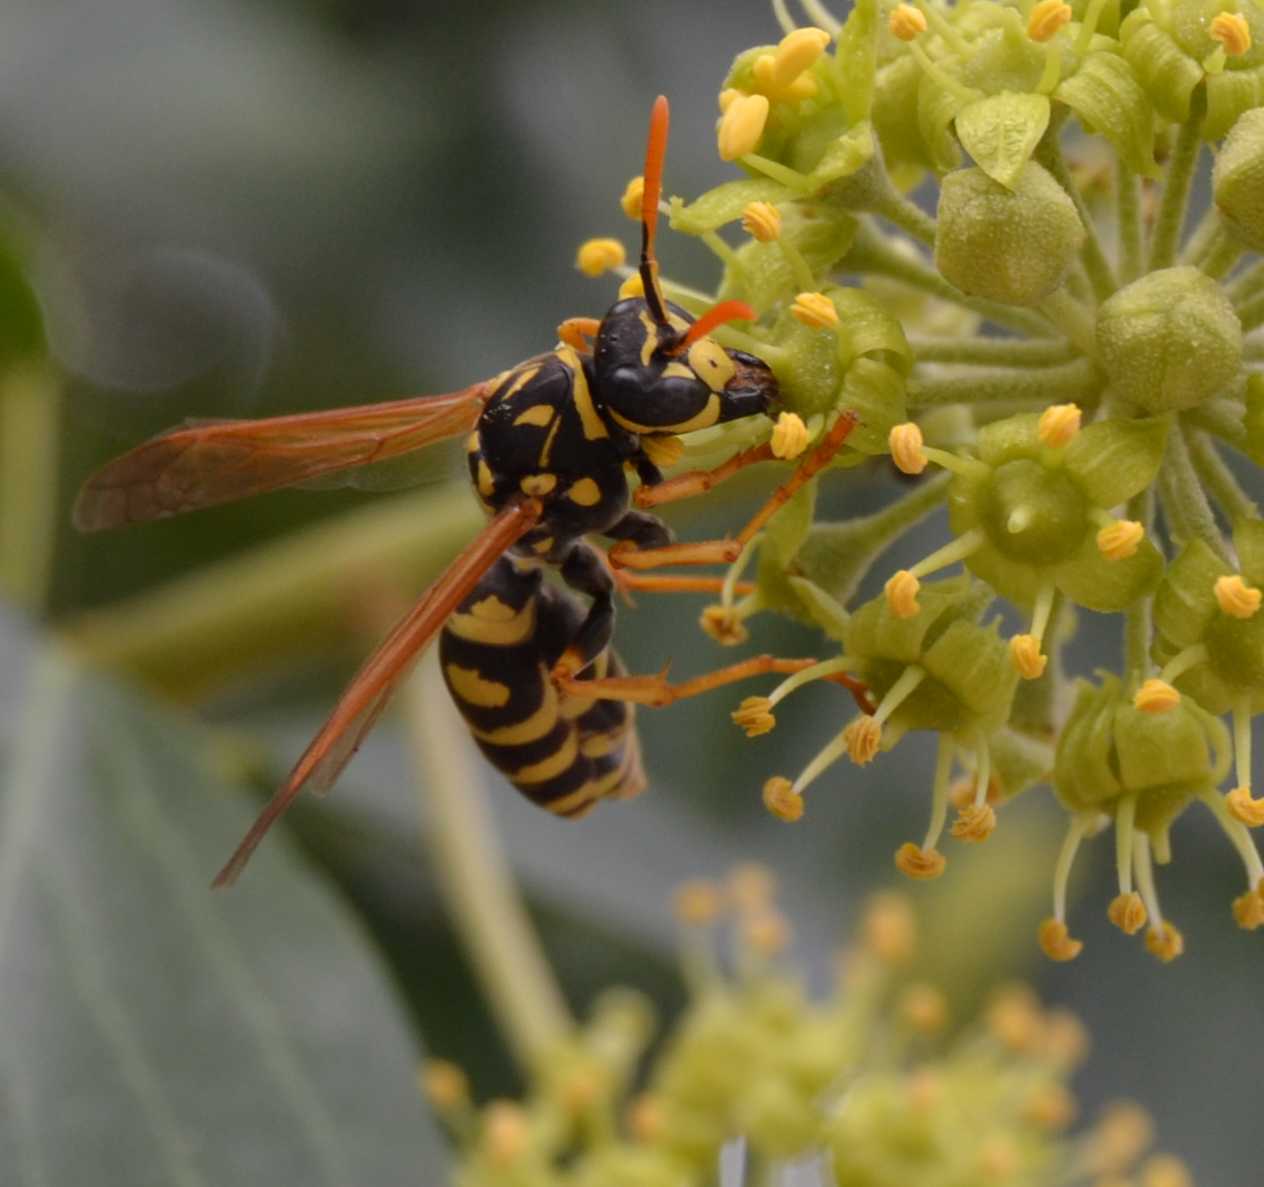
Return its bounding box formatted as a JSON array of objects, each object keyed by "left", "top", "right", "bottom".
[{"left": 438, "top": 558, "right": 645, "bottom": 817}]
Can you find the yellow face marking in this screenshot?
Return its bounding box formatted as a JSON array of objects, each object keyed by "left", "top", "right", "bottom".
[
  {"left": 532, "top": 536, "right": 554, "bottom": 555},
  {"left": 638, "top": 311, "right": 660, "bottom": 368},
  {"left": 513, "top": 404, "right": 555, "bottom": 428},
  {"left": 687, "top": 337, "right": 737, "bottom": 392},
  {"left": 470, "top": 684, "right": 558, "bottom": 746},
  {"left": 447, "top": 597, "right": 536, "bottom": 646},
  {"left": 514, "top": 729, "right": 580, "bottom": 784},
  {"left": 608, "top": 392, "right": 722, "bottom": 436},
  {"left": 557, "top": 345, "right": 609, "bottom": 442},
  {"left": 662, "top": 361, "right": 694, "bottom": 381},
  {"left": 566, "top": 477, "right": 602, "bottom": 507},
  {"left": 476, "top": 458, "right": 495, "bottom": 497},
  {"left": 445, "top": 664, "right": 511, "bottom": 708},
  {"left": 520, "top": 473, "right": 557, "bottom": 496}
]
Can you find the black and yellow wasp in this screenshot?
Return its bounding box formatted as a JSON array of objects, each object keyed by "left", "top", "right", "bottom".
[{"left": 75, "top": 97, "right": 864, "bottom": 886}]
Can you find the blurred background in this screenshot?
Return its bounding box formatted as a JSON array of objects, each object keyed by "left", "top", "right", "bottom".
[{"left": 0, "top": 0, "right": 1258, "bottom": 1182}]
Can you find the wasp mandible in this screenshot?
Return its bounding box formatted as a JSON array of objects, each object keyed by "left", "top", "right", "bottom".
[{"left": 75, "top": 97, "right": 864, "bottom": 886}]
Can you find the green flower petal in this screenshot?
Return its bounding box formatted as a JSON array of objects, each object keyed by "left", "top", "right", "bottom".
[
  {"left": 1056, "top": 50, "right": 1157, "bottom": 177},
  {"left": 955, "top": 91, "right": 1051, "bottom": 190},
  {"left": 1054, "top": 530, "right": 1163, "bottom": 613},
  {"left": 1062, "top": 414, "right": 1169, "bottom": 508}
]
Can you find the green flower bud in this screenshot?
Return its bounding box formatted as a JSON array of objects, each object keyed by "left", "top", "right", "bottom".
[
  {"left": 1214, "top": 108, "right": 1264, "bottom": 253},
  {"left": 1095, "top": 267, "right": 1243, "bottom": 413},
  {"left": 934, "top": 162, "right": 1084, "bottom": 306}
]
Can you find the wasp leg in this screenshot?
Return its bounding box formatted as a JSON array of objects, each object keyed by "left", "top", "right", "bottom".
[
  {"left": 605, "top": 508, "right": 674, "bottom": 551},
  {"left": 557, "top": 317, "right": 601, "bottom": 353},
  {"left": 610, "top": 411, "right": 859, "bottom": 571},
  {"left": 633, "top": 441, "right": 775, "bottom": 509},
  {"left": 617, "top": 573, "right": 756, "bottom": 596},
  {"left": 557, "top": 656, "right": 822, "bottom": 707},
  {"left": 553, "top": 541, "right": 617, "bottom": 680}
]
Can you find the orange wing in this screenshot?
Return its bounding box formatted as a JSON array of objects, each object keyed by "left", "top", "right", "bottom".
[
  {"left": 212, "top": 496, "right": 543, "bottom": 887},
  {"left": 73, "top": 381, "right": 491, "bottom": 531}
]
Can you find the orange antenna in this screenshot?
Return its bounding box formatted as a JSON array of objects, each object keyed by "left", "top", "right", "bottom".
[
  {"left": 669, "top": 300, "right": 758, "bottom": 354},
  {"left": 640, "top": 95, "right": 671, "bottom": 325}
]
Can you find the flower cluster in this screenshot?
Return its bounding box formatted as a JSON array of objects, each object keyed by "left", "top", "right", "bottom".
[
  {"left": 575, "top": 0, "right": 1264, "bottom": 962},
  {"left": 432, "top": 873, "right": 1192, "bottom": 1187}
]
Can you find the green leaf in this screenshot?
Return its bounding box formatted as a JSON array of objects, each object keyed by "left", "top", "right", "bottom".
[
  {"left": 0, "top": 619, "right": 449, "bottom": 1186},
  {"left": 955, "top": 92, "right": 1051, "bottom": 190}
]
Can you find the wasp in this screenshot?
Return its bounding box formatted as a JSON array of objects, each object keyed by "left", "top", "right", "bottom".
[{"left": 75, "top": 97, "right": 866, "bottom": 886}]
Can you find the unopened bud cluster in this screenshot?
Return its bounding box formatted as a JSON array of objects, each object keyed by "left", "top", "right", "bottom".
[{"left": 442, "top": 881, "right": 1191, "bottom": 1187}]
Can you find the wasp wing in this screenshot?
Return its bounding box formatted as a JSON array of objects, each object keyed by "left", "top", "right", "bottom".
[
  {"left": 212, "top": 497, "right": 543, "bottom": 887},
  {"left": 73, "top": 382, "right": 490, "bottom": 531}
]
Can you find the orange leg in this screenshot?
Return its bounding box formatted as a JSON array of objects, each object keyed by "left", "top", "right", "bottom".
[
  {"left": 557, "top": 317, "right": 601, "bottom": 352},
  {"left": 634, "top": 442, "right": 775, "bottom": 509},
  {"left": 611, "top": 410, "right": 860, "bottom": 570},
  {"left": 557, "top": 654, "right": 874, "bottom": 715},
  {"left": 617, "top": 573, "right": 755, "bottom": 596}
]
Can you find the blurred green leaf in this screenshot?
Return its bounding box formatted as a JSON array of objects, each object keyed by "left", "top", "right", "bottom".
[{"left": 0, "top": 610, "right": 448, "bottom": 1185}]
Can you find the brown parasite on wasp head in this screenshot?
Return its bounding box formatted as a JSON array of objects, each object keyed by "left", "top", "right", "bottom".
[{"left": 75, "top": 97, "right": 867, "bottom": 887}]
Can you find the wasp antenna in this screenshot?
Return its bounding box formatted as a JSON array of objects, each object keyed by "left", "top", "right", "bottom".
[
  {"left": 639, "top": 95, "right": 671, "bottom": 326},
  {"left": 671, "top": 300, "right": 758, "bottom": 353}
]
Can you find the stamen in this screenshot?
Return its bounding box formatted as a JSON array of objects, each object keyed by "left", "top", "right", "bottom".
[
  {"left": 895, "top": 842, "right": 947, "bottom": 879},
  {"left": 732, "top": 696, "right": 775, "bottom": 737},
  {"left": 483, "top": 1102, "right": 530, "bottom": 1167},
  {"left": 1214, "top": 573, "right": 1262, "bottom": 619},
  {"left": 898, "top": 983, "right": 948, "bottom": 1034},
  {"left": 1133, "top": 677, "right": 1181, "bottom": 714},
  {"left": 575, "top": 237, "right": 626, "bottom": 277},
  {"left": 1210, "top": 11, "right": 1252, "bottom": 57},
  {"left": 771, "top": 27, "right": 831, "bottom": 88},
  {"left": 762, "top": 775, "right": 805, "bottom": 821},
  {"left": 422, "top": 1060, "right": 470, "bottom": 1113},
  {"left": 620, "top": 175, "right": 645, "bottom": 221},
  {"left": 791, "top": 291, "right": 840, "bottom": 330},
  {"left": 1133, "top": 833, "right": 1184, "bottom": 962},
  {"left": 1027, "top": 0, "right": 1072, "bottom": 42},
  {"left": 889, "top": 3, "right": 927, "bottom": 40},
  {"left": 728, "top": 862, "right": 776, "bottom": 911},
  {"left": 618, "top": 273, "right": 646, "bottom": 300},
  {"left": 1108, "top": 891, "right": 1148, "bottom": 934},
  {"left": 1040, "top": 814, "right": 1092, "bottom": 960},
  {"left": 1096, "top": 517, "right": 1145, "bottom": 560},
  {"left": 672, "top": 878, "right": 724, "bottom": 925},
  {"left": 1198, "top": 788, "right": 1264, "bottom": 898},
  {"left": 1038, "top": 918, "right": 1083, "bottom": 961},
  {"left": 861, "top": 892, "right": 917, "bottom": 964},
  {"left": 844, "top": 716, "right": 882, "bottom": 764},
  {"left": 1226, "top": 699, "right": 1264, "bottom": 826},
  {"left": 889, "top": 422, "right": 928, "bottom": 475},
  {"left": 1037, "top": 401, "right": 1081, "bottom": 446},
  {"left": 1010, "top": 584, "right": 1055, "bottom": 679},
  {"left": 895, "top": 737, "right": 953, "bottom": 880},
  {"left": 699, "top": 601, "right": 752, "bottom": 646},
  {"left": 885, "top": 569, "right": 922, "bottom": 618},
  {"left": 1157, "top": 642, "right": 1210, "bottom": 686},
  {"left": 770, "top": 411, "right": 809, "bottom": 459},
  {"left": 741, "top": 908, "right": 793, "bottom": 955},
  {"left": 952, "top": 741, "right": 996, "bottom": 840},
  {"left": 717, "top": 93, "right": 770, "bottom": 161},
  {"left": 741, "top": 200, "right": 782, "bottom": 243}
]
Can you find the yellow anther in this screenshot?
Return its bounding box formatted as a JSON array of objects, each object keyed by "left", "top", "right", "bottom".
[
  {"left": 672, "top": 878, "right": 724, "bottom": 925},
  {"left": 640, "top": 433, "right": 683, "bottom": 467},
  {"left": 620, "top": 175, "right": 645, "bottom": 221},
  {"left": 1133, "top": 677, "right": 1180, "bottom": 713},
  {"left": 1231, "top": 880, "right": 1264, "bottom": 929},
  {"left": 1144, "top": 921, "right": 1184, "bottom": 963},
  {"left": 790, "top": 290, "right": 839, "bottom": 330},
  {"left": 1044, "top": 1008, "right": 1090, "bottom": 1067},
  {"left": 888, "top": 421, "right": 928, "bottom": 475},
  {"left": 894, "top": 841, "right": 947, "bottom": 880},
  {"left": 770, "top": 411, "right": 809, "bottom": 459},
  {"left": 559, "top": 1066, "right": 602, "bottom": 1115},
  {"left": 763, "top": 775, "right": 805, "bottom": 822},
  {"left": 1097, "top": 518, "right": 1145, "bottom": 560},
  {"left": 906, "top": 1069, "right": 943, "bottom": 1111},
  {"left": 1038, "top": 918, "right": 1083, "bottom": 961},
  {"left": 700, "top": 603, "right": 749, "bottom": 646},
  {"left": 732, "top": 695, "right": 776, "bottom": 737},
  {"left": 1210, "top": 11, "right": 1252, "bottom": 56},
  {"left": 1090, "top": 1102, "right": 1155, "bottom": 1175},
  {"left": 1141, "top": 1154, "right": 1194, "bottom": 1187},
  {"left": 844, "top": 716, "right": 882, "bottom": 765},
  {"left": 618, "top": 273, "right": 646, "bottom": 300},
  {"left": 575, "top": 237, "right": 626, "bottom": 278},
  {"left": 1214, "top": 573, "right": 1262, "bottom": 619},
  {"left": 978, "top": 1136, "right": 1021, "bottom": 1181},
  {"left": 1027, "top": 0, "right": 1073, "bottom": 42},
  {"left": 728, "top": 862, "right": 776, "bottom": 911},
  {"left": 1024, "top": 1084, "right": 1077, "bottom": 1131},
  {"left": 950, "top": 801, "right": 997, "bottom": 842},
  {"left": 483, "top": 1101, "right": 530, "bottom": 1167},
  {"left": 1037, "top": 401, "right": 1082, "bottom": 446},
  {"left": 986, "top": 984, "right": 1042, "bottom": 1050},
  {"left": 717, "top": 92, "right": 770, "bottom": 161},
  {"left": 742, "top": 907, "right": 793, "bottom": 954},
  {"left": 949, "top": 773, "right": 999, "bottom": 810},
  {"left": 861, "top": 892, "right": 917, "bottom": 964},
  {"left": 1107, "top": 891, "right": 1148, "bottom": 935},
  {"left": 1226, "top": 785, "right": 1264, "bottom": 826},
  {"left": 885, "top": 569, "right": 921, "bottom": 618},
  {"left": 718, "top": 88, "right": 742, "bottom": 113},
  {"left": 741, "top": 199, "right": 783, "bottom": 243},
  {"left": 889, "top": 2, "right": 928, "bottom": 40},
  {"left": 1009, "top": 633, "right": 1048, "bottom": 680},
  {"left": 626, "top": 1093, "right": 664, "bottom": 1143},
  {"left": 421, "top": 1060, "right": 469, "bottom": 1112},
  {"left": 898, "top": 983, "right": 949, "bottom": 1033},
  {"left": 772, "top": 26, "right": 832, "bottom": 86}
]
